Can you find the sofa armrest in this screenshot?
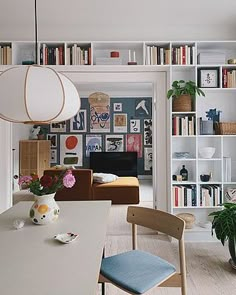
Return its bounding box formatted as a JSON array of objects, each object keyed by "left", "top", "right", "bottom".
[{"left": 43, "top": 169, "right": 93, "bottom": 201}]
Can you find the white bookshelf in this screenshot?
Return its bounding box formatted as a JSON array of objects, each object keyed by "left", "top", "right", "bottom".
[{"left": 1, "top": 39, "right": 236, "bottom": 240}]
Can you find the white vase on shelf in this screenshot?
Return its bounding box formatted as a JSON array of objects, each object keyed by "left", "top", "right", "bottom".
[{"left": 29, "top": 193, "right": 60, "bottom": 225}]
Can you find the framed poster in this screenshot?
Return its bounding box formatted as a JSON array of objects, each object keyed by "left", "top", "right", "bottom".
[
  {"left": 113, "top": 103, "right": 122, "bottom": 112},
  {"left": 144, "top": 147, "right": 152, "bottom": 171},
  {"left": 126, "top": 134, "right": 142, "bottom": 158},
  {"left": 144, "top": 119, "right": 152, "bottom": 145},
  {"left": 50, "top": 149, "right": 57, "bottom": 164},
  {"left": 70, "top": 110, "right": 87, "bottom": 132},
  {"left": 89, "top": 92, "right": 110, "bottom": 133},
  {"left": 50, "top": 121, "right": 66, "bottom": 133},
  {"left": 85, "top": 134, "right": 102, "bottom": 157},
  {"left": 47, "top": 134, "right": 57, "bottom": 148},
  {"left": 105, "top": 135, "right": 124, "bottom": 152},
  {"left": 130, "top": 119, "right": 140, "bottom": 133},
  {"left": 60, "top": 134, "right": 83, "bottom": 166},
  {"left": 198, "top": 68, "right": 219, "bottom": 88},
  {"left": 114, "top": 113, "right": 127, "bottom": 133}
]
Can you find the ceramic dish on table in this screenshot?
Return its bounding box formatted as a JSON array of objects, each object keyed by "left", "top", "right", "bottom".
[{"left": 54, "top": 233, "right": 79, "bottom": 244}]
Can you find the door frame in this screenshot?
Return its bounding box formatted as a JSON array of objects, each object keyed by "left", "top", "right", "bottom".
[{"left": 63, "top": 68, "right": 168, "bottom": 210}]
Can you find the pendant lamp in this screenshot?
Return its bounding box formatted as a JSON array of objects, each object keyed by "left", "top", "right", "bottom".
[{"left": 0, "top": 0, "right": 80, "bottom": 124}]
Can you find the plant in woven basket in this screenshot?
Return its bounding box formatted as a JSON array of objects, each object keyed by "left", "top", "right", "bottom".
[
  {"left": 209, "top": 203, "right": 236, "bottom": 268},
  {"left": 167, "top": 80, "right": 205, "bottom": 112}
]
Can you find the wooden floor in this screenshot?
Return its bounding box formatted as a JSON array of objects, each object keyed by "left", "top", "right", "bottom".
[{"left": 97, "top": 203, "right": 236, "bottom": 295}]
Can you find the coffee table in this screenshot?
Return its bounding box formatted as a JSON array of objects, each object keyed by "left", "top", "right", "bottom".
[{"left": 0, "top": 201, "right": 111, "bottom": 294}]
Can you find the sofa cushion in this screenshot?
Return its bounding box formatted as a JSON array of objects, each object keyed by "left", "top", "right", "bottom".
[
  {"left": 92, "top": 176, "right": 139, "bottom": 204},
  {"left": 93, "top": 173, "right": 119, "bottom": 183}
]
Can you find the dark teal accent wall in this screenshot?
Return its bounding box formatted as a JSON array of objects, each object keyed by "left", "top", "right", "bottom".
[{"left": 45, "top": 96, "right": 152, "bottom": 175}]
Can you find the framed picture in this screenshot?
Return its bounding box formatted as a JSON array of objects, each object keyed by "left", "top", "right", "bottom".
[
  {"left": 50, "top": 149, "right": 57, "bottom": 164},
  {"left": 50, "top": 121, "right": 67, "bottom": 133},
  {"left": 198, "top": 68, "right": 219, "bottom": 88},
  {"left": 113, "top": 103, "right": 122, "bottom": 112},
  {"left": 47, "top": 134, "right": 57, "bottom": 148}
]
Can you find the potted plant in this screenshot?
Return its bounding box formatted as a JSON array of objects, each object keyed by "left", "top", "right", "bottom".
[
  {"left": 209, "top": 202, "right": 236, "bottom": 269},
  {"left": 167, "top": 80, "right": 205, "bottom": 112},
  {"left": 33, "top": 125, "right": 48, "bottom": 140}
]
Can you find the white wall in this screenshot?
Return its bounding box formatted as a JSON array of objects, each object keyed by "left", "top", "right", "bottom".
[{"left": 0, "top": 0, "right": 236, "bottom": 41}]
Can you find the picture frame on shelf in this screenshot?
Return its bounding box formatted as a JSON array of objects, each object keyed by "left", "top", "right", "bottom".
[{"left": 198, "top": 68, "right": 219, "bottom": 88}]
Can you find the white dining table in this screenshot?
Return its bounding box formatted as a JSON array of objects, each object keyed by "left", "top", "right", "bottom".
[{"left": 0, "top": 200, "right": 111, "bottom": 295}]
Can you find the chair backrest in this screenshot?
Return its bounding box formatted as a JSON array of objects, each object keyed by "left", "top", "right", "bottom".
[{"left": 127, "top": 206, "right": 185, "bottom": 240}]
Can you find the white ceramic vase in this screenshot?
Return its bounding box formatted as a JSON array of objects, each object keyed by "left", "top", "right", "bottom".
[{"left": 29, "top": 193, "right": 60, "bottom": 225}]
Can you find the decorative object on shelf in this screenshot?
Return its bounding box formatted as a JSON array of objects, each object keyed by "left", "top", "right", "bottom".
[
  {"left": 128, "top": 50, "right": 137, "bottom": 65},
  {"left": 209, "top": 203, "right": 236, "bottom": 269},
  {"left": 30, "top": 125, "right": 41, "bottom": 139},
  {"left": 200, "top": 119, "right": 214, "bottom": 135},
  {"left": 110, "top": 51, "right": 119, "bottom": 58},
  {"left": 206, "top": 108, "right": 221, "bottom": 124},
  {"left": 173, "top": 152, "right": 191, "bottom": 159},
  {"left": 227, "top": 59, "right": 236, "bottom": 64},
  {"left": 54, "top": 233, "right": 79, "bottom": 244},
  {"left": 167, "top": 80, "right": 205, "bottom": 112},
  {"left": 198, "top": 68, "right": 219, "bottom": 88},
  {"left": 18, "top": 170, "right": 76, "bottom": 225},
  {"left": 199, "top": 147, "right": 216, "bottom": 159},
  {"left": 214, "top": 122, "right": 236, "bottom": 135},
  {"left": 176, "top": 213, "right": 195, "bottom": 229},
  {"left": 34, "top": 125, "right": 48, "bottom": 140},
  {"left": 200, "top": 174, "right": 211, "bottom": 182},
  {"left": 180, "top": 165, "right": 188, "bottom": 181},
  {"left": 225, "top": 188, "right": 236, "bottom": 203},
  {"left": 0, "top": 0, "right": 80, "bottom": 124}
]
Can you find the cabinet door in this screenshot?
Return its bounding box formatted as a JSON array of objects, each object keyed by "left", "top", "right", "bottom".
[{"left": 19, "top": 140, "right": 50, "bottom": 177}]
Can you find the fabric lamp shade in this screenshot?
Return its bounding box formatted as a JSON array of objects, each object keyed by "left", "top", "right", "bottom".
[{"left": 0, "top": 65, "right": 81, "bottom": 123}]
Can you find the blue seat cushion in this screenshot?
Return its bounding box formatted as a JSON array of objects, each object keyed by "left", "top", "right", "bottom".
[{"left": 100, "top": 250, "right": 176, "bottom": 294}]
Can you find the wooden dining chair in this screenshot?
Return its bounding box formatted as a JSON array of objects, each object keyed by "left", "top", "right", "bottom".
[{"left": 99, "top": 206, "right": 187, "bottom": 294}]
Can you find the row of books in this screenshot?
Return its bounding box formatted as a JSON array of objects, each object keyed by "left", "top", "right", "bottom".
[
  {"left": 0, "top": 45, "right": 12, "bottom": 65},
  {"left": 199, "top": 185, "right": 222, "bottom": 207},
  {"left": 145, "top": 46, "right": 170, "bottom": 65},
  {"left": 222, "top": 69, "right": 236, "bottom": 88},
  {"left": 66, "top": 45, "right": 91, "bottom": 65},
  {"left": 172, "top": 46, "right": 195, "bottom": 65},
  {"left": 172, "top": 184, "right": 222, "bottom": 207},
  {"left": 172, "top": 185, "right": 197, "bottom": 207},
  {"left": 40, "top": 45, "right": 64, "bottom": 65},
  {"left": 172, "top": 116, "right": 195, "bottom": 136}
]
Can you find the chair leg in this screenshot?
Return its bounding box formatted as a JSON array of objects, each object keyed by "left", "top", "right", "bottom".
[
  {"left": 101, "top": 248, "right": 105, "bottom": 295},
  {"left": 101, "top": 282, "right": 105, "bottom": 295}
]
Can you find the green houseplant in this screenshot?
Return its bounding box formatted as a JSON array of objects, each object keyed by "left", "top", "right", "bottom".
[
  {"left": 167, "top": 80, "right": 205, "bottom": 112},
  {"left": 209, "top": 203, "right": 236, "bottom": 268}
]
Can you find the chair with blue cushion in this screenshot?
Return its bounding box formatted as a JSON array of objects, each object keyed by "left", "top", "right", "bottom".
[{"left": 100, "top": 206, "right": 187, "bottom": 294}]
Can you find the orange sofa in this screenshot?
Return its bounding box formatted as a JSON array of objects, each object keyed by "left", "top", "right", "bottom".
[{"left": 43, "top": 169, "right": 139, "bottom": 204}]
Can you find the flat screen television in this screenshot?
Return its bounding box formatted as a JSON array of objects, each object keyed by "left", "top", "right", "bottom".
[{"left": 90, "top": 152, "right": 137, "bottom": 177}]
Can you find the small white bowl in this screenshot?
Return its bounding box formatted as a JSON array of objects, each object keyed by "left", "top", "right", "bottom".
[
  {"left": 54, "top": 233, "right": 79, "bottom": 244},
  {"left": 199, "top": 147, "right": 216, "bottom": 159}
]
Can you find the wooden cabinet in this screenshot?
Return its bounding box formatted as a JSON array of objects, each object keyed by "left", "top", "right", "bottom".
[{"left": 19, "top": 140, "right": 50, "bottom": 177}]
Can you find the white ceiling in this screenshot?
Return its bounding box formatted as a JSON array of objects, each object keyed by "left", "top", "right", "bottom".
[{"left": 1, "top": 0, "right": 236, "bottom": 41}]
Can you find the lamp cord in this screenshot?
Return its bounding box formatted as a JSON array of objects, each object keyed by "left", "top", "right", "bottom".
[{"left": 34, "top": 0, "right": 38, "bottom": 64}]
